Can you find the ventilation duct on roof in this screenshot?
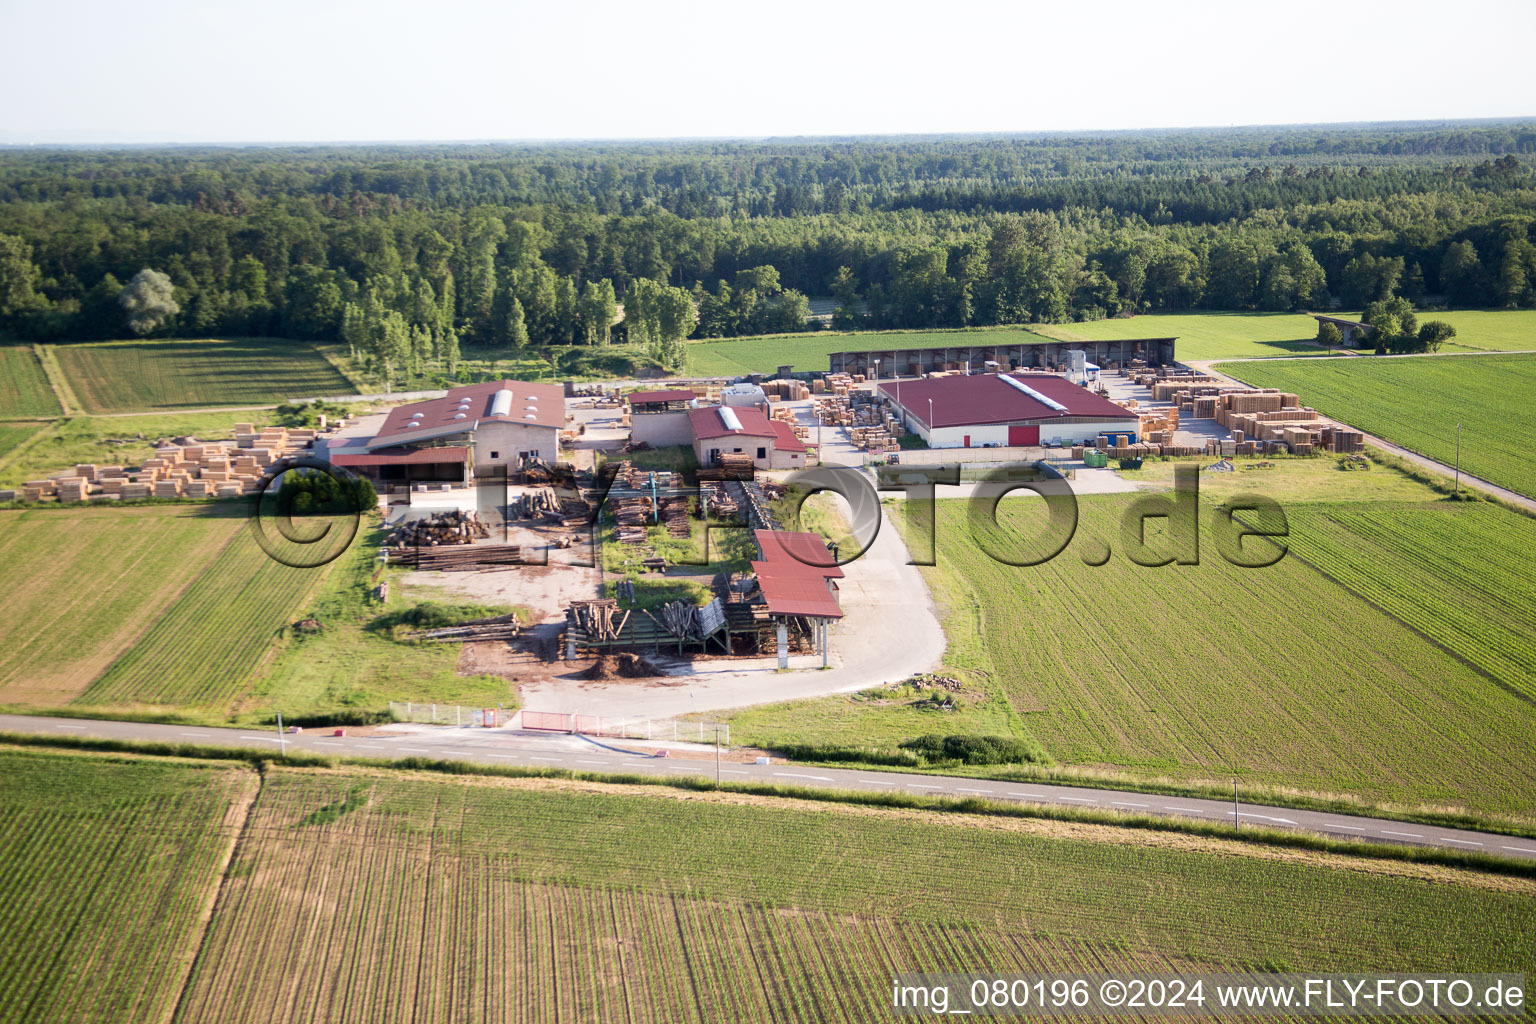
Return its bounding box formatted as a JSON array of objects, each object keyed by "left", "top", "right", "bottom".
[
  {"left": 489, "top": 388, "right": 514, "bottom": 418},
  {"left": 718, "top": 407, "right": 743, "bottom": 432},
  {"left": 1000, "top": 374, "right": 1068, "bottom": 412}
]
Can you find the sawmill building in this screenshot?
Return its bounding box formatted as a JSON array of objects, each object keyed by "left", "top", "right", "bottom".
[
  {"left": 323, "top": 379, "right": 565, "bottom": 483},
  {"left": 688, "top": 406, "right": 808, "bottom": 470}
]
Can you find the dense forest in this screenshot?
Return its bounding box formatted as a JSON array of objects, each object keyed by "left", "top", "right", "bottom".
[{"left": 1, "top": 121, "right": 1534, "bottom": 374}]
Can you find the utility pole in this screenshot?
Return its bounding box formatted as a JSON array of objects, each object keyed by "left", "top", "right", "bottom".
[
  {"left": 276, "top": 711, "right": 286, "bottom": 758},
  {"left": 1232, "top": 778, "right": 1239, "bottom": 833},
  {"left": 1455, "top": 423, "right": 1461, "bottom": 496}
]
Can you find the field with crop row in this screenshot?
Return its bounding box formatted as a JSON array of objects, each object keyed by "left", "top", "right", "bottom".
[
  {"left": 897, "top": 497, "right": 1536, "bottom": 818},
  {"left": 1039, "top": 309, "right": 1536, "bottom": 362},
  {"left": 165, "top": 764, "right": 1536, "bottom": 1024},
  {"left": 0, "top": 346, "right": 62, "bottom": 418},
  {"left": 79, "top": 521, "right": 339, "bottom": 708},
  {"left": 0, "top": 748, "right": 255, "bottom": 1024},
  {"left": 52, "top": 337, "right": 354, "bottom": 413},
  {"left": 685, "top": 327, "right": 1057, "bottom": 377},
  {"left": 1288, "top": 503, "right": 1536, "bottom": 698},
  {"left": 1034, "top": 311, "right": 1327, "bottom": 361},
  {"left": 0, "top": 505, "right": 241, "bottom": 703},
  {"left": 1221, "top": 353, "right": 1536, "bottom": 498},
  {"left": 0, "top": 421, "right": 45, "bottom": 466}
]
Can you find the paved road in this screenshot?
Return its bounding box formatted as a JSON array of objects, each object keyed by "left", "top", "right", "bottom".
[
  {"left": 5, "top": 714, "right": 1533, "bottom": 862},
  {"left": 1187, "top": 358, "right": 1536, "bottom": 514}
]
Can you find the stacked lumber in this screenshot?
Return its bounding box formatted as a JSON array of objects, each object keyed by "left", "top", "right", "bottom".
[{"left": 761, "top": 379, "right": 811, "bottom": 401}]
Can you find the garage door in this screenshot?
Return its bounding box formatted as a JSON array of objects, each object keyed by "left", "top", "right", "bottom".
[{"left": 1008, "top": 424, "right": 1040, "bottom": 446}]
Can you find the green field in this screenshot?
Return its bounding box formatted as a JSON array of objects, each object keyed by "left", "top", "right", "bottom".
[
  {"left": 735, "top": 489, "right": 1536, "bottom": 822},
  {"left": 0, "top": 748, "right": 257, "bottom": 1024},
  {"left": 6, "top": 748, "right": 1527, "bottom": 1024},
  {"left": 685, "top": 327, "right": 1058, "bottom": 377},
  {"left": 0, "top": 505, "right": 245, "bottom": 704},
  {"left": 1038, "top": 309, "right": 1536, "bottom": 362},
  {"left": 0, "top": 346, "right": 62, "bottom": 417},
  {"left": 0, "top": 422, "right": 45, "bottom": 468},
  {"left": 1035, "top": 312, "right": 1329, "bottom": 361},
  {"left": 1219, "top": 353, "right": 1536, "bottom": 498},
  {"left": 0, "top": 504, "right": 515, "bottom": 720},
  {"left": 1404, "top": 310, "right": 1536, "bottom": 353},
  {"left": 51, "top": 337, "right": 355, "bottom": 413}
]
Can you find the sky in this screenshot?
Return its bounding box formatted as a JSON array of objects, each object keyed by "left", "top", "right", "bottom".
[{"left": 2, "top": 0, "right": 1534, "bottom": 144}]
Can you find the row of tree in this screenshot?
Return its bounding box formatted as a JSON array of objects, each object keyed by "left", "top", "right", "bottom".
[{"left": 0, "top": 128, "right": 1534, "bottom": 362}]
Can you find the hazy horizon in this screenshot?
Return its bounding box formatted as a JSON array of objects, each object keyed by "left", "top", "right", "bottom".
[
  {"left": 4, "top": 0, "right": 1534, "bottom": 146},
  {"left": 3, "top": 116, "right": 1535, "bottom": 150}
]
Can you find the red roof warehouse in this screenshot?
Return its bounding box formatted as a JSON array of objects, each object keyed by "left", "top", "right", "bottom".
[{"left": 877, "top": 373, "right": 1139, "bottom": 448}]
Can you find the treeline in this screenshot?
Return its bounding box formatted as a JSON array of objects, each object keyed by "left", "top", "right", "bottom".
[{"left": 0, "top": 124, "right": 1535, "bottom": 373}]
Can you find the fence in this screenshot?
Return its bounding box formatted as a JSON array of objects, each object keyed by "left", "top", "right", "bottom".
[
  {"left": 387, "top": 702, "right": 502, "bottom": 727},
  {"left": 521, "top": 711, "right": 729, "bottom": 745}
]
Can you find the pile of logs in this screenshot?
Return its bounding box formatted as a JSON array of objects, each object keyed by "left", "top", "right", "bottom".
[
  {"left": 660, "top": 600, "right": 703, "bottom": 638},
  {"left": 392, "top": 544, "right": 523, "bottom": 570},
  {"left": 611, "top": 496, "right": 651, "bottom": 543},
  {"left": 659, "top": 496, "right": 691, "bottom": 538},
  {"left": 387, "top": 510, "right": 489, "bottom": 548},
  {"left": 558, "top": 495, "right": 593, "bottom": 526},
  {"left": 702, "top": 484, "right": 738, "bottom": 519},
  {"left": 570, "top": 599, "right": 629, "bottom": 641},
  {"left": 507, "top": 488, "right": 563, "bottom": 520},
  {"left": 402, "top": 612, "right": 520, "bottom": 643}
]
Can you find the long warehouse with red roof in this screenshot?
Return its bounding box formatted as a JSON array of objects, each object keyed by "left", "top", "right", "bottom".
[{"left": 877, "top": 372, "right": 1140, "bottom": 448}]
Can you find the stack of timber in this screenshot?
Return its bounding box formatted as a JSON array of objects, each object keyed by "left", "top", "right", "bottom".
[
  {"left": 402, "top": 612, "right": 520, "bottom": 643},
  {"left": 12, "top": 421, "right": 316, "bottom": 504},
  {"left": 702, "top": 484, "right": 738, "bottom": 519},
  {"left": 394, "top": 544, "right": 523, "bottom": 570},
  {"left": 386, "top": 509, "right": 490, "bottom": 548},
  {"left": 660, "top": 600, "right": 702, "bottom": 638},
  {"left": 508, "top": 488, "right": 562, "bottom": 520},
  {"left": 570, "top": 599, "right": 628, "bottom": 641},
  {"left": 659, "top": 496, "right": 692, "bottom": 537},
  {"left": 611, "top": 495, "right": 652, "bottom": 543}
]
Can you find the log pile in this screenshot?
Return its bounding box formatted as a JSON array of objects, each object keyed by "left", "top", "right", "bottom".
[
  {"left": 394, "top": 544, "right": 523, "bottom": 570},
  {"left": 611, "top": 496, "right": 651, "bottom": 543},
  {"left": 403, "top": 612, "right": 520, "bottom": 643},
  {"left": 386, "top": 510, "right": 490, "bottom": 548},
  {"left": 702, "top": 484, "right": 738, "bottom": 519},
  {"left": 660, "top": 600, "right": 702, "bottom": 638},
  {"left": 659, "top": 496, "right": 691, "bottom": 537},
  {"left": 507, "top": 488, "right": 562, "bottom": 520},
  {"left": 570, "top": 599, "right": 628, "bottom": 641}
]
